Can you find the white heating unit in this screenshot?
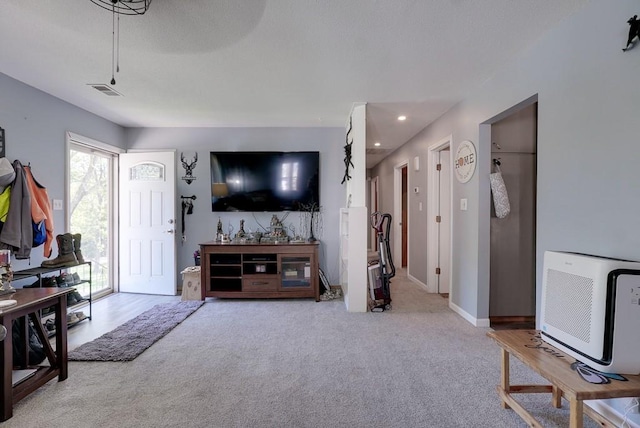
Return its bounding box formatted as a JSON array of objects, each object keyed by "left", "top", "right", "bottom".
[{"left": 540, "top": 251, "right": 640, "bottom": 375}]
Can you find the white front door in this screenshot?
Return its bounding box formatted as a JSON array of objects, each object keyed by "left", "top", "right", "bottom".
[{"left": 119, "top": 152, "right": 177, "bottom": 295}]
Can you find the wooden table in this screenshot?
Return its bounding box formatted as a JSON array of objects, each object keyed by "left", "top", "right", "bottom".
[
  {"left": 487, "top": 329, "right": 640, "bottom": 428},
  {"left": 0, "top": 288, "right": 72, "bottom": 421}
]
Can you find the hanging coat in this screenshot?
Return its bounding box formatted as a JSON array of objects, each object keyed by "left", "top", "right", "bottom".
[
  {"left": 489, "top": 165, "right": 511, "bottom": 219},
  {"left": 24, "top": 165, "right": 55, "bottom": 257},
  {"left": 0, "top": 186, "right": 11, "bottom": 234},
  {"left": 0, "top": 160, "right": 32, "bottom": 259}
]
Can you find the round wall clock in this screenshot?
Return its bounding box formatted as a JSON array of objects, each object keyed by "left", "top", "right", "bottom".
[{"left": 454, "top": 140, "right": 477, "bottom": 183}]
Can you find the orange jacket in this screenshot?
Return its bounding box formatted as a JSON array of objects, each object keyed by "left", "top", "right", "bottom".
[{"left": 24, "top": 166, "right": 54, "bottom": 257}]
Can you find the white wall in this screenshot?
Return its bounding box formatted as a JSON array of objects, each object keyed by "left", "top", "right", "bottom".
[
  {"left": 371, "top": 0, "right": 640, "bottom": 325},
  {"left": 125, "top": 126, "right": 345, "bottom": 285},
  {"left": 0, "top": 73, "right": 125, "bottom": 270},
  {"left": 340, "top": 104, "right": 368, "bottom": 312}
]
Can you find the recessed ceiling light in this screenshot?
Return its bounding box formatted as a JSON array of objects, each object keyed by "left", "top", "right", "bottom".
[
  {"left": 397, "top": 115, "right": 407, "bottom": 121},
  {"left": 374, "top": 142, "right": 381, "bottom": 147}
]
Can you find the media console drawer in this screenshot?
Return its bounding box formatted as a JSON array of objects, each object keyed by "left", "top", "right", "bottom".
[{"left": 242, "top": 277, "right": 279, "bottom": 292}]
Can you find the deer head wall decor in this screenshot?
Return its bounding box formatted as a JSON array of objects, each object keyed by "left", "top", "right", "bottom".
[{"left": 181, "top": 152, "right": 198, "bottom": 184}]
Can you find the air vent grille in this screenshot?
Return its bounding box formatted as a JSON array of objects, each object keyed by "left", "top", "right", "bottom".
[
  {"left": 366, "top": 148, "right": 391, "bottom": 155},
  {"left": 88, "top": 84, "right": 122, "bottom": 97}
]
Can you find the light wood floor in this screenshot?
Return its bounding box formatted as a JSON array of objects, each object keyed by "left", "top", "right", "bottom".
[{"left": 66, "top": 292, "right": 181, "bottom": 351}]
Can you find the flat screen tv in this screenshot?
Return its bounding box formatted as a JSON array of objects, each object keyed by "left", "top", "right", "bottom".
[{"left": 210, "top": 151, "right": 320, "bottom": 212}]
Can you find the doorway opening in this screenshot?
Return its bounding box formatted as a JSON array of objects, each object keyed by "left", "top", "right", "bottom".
[
  {"left": 401, "top": 165, "right": 407, "bottom": 268},
  {"left": 393, "top": 161, "right": 409, "bottom": 270},
  {"left": 368, "top": 176, "right": 379, "bottom": 252},
  {"left": 488, "top": 102, "right": 538, "bottom": 330},
  {"left": 67, "top": 133, "right": 122, "bottom": 298}
]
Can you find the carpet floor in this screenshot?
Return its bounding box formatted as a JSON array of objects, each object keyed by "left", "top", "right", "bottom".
[{"left": 3, "top": 273, "right": 603, "bottom": 428}]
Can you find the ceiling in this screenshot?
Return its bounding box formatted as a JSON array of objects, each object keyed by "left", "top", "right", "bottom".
[{"left": 1, "top": 1, "right": 587, "bottom": 167}]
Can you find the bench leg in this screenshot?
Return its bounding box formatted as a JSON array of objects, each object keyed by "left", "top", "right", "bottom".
[
  {"left": 569, "top": 398, "right": 583, "bottom": 428},
  {"left": 500, "top": 348, "right": 511, "bottom": 409},
  {"left": 552, "top": 385, "right": 562, "bottom": 408}
]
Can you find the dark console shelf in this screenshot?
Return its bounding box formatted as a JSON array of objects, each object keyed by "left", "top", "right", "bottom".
[{"left": 199, "top": 242, "right": 319, "bottom": 301}]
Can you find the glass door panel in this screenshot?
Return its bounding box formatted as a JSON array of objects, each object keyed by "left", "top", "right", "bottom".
[
  {"left": 69, "top": 145, "right": 114, "bottom": 296},
  {"left": 280, "top": 256, "right": 312, "bottom": 289}
]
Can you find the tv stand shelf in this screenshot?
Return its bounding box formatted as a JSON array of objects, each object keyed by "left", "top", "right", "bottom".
[{"left": 199, "top": 242, "right": 319, "bottom": 301}]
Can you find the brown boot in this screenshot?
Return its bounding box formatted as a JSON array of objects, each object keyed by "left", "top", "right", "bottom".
[
  {"left": 41, "top": 234, "right": 78, "bottom": 268},
  {"left": 72, "top": 233, "right": 85, "bottom": 264}
]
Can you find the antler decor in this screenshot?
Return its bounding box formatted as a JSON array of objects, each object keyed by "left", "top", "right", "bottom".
[
  {"left": 623, "top": 15, "right": 640, "bottom": 52},
  {"left": 341, "top": 116, "right": 354, "bottom": 184},
  {"left": 181, "top": 152, "right": 198, "bottom": 184}
]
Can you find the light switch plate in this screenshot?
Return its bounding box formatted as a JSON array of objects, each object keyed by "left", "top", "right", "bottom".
[
  {"left": 460, "top": 198, "right": 468, "bottom": 211},
  {"left": 53, "top": 199, "right": 63, "bottom": 210}
]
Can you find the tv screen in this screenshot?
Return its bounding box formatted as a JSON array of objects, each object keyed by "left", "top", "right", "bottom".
[{"left": 210, "top": 151, "right": 320, "bottom": 212}]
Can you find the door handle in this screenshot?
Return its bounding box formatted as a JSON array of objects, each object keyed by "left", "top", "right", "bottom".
[{"left": 166, "top": 229, "right": 175, "bottom": 234}]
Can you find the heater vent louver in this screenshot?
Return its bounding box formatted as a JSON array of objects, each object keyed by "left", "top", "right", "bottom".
[{"left": 88, "top": 84, "right": 122, "bottom": 97}]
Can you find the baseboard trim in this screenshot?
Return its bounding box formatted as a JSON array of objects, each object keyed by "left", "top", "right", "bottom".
[
  {"left": 406, "top": 273, "right": 429, "bottom": 292},
  {"left": 490, "top": 316, "right": 535, "bottom": 325},
  {"left": 449, "top": 301, "right": 490, "bottom": 327}
]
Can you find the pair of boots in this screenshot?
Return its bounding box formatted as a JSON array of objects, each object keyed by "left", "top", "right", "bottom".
[{"left": 41, "top": 233, "right": 84, "bottom": 268}]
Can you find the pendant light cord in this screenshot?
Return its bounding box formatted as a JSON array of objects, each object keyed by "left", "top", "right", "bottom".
[
  {"left": 116, "top": 14, "right": 120, "bottom": 73},
  {"left": 95, "top": 0, "right": 151, "bottom": 84},
  {"left": 111, "top": 3, "right": 116, "bottom": 85}
]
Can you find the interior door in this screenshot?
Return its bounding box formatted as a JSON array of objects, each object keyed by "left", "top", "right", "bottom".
[
  {"left": 438, "top": 150, "right": 451, "bottom": 294},
  {"left": 401, "top": 165, "right": 407, "bottom": 267},
  {"left": 119, "top": 152, "right": 177, "bottom": 295}
]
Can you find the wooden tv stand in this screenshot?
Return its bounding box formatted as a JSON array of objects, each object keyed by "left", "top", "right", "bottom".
[{"left": 199, "top": 242, "right": 319, "bottom": 301}]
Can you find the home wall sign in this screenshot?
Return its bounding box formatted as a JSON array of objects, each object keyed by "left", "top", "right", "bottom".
[{"left": 454, "top": 140, "right": 476, "bottom": 183}]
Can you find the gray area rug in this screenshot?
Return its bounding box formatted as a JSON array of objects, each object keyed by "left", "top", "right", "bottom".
[{"left": 68, "top": 301, "right": 204, "bottom": 361}]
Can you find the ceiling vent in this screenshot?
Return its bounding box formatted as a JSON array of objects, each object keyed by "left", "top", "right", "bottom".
[
  {"left": 366, "top": 148, "right": 391, "bottom": 155},
  {"left": 88, "top": 84, "right": 122, "bottom": 97}
]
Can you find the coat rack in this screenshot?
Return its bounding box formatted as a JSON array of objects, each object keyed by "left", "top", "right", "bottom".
[{"left": 180, "top": 195, "right": 197, "bottom": 244}]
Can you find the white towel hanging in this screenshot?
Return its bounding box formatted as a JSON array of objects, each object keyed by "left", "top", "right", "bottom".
[{"left": 490, "top": 164, "right": 510, "bottom": 219}]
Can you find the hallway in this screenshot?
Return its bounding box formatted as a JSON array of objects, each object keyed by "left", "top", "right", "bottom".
[{"left": 385, "top": 268, "right": 451, "bottom": 314}]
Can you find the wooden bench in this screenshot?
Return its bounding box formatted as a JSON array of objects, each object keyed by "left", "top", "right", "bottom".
[{"left": 487, "top": 329, "right": 640, "bottom": 428}]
